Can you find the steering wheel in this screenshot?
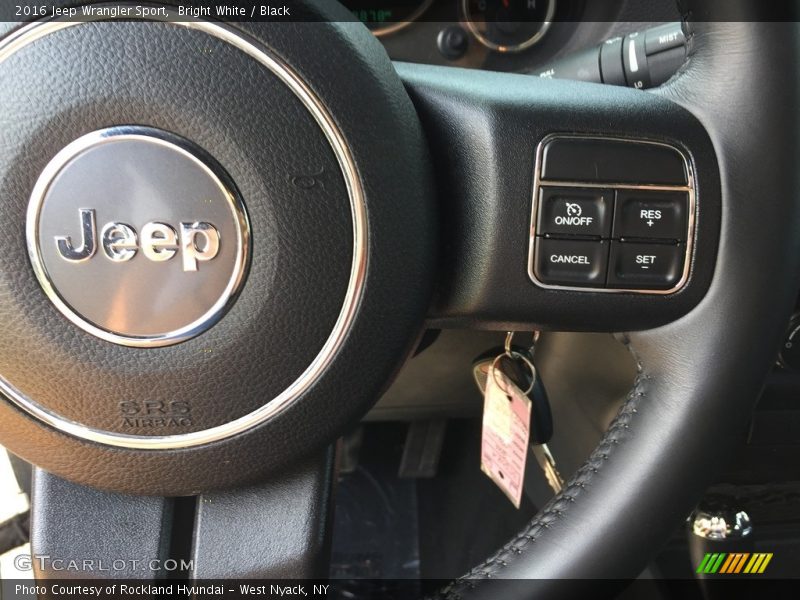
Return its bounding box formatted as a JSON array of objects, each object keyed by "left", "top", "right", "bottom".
[{"left": 0, "top": 0, "right": 797, "bottom": 595}]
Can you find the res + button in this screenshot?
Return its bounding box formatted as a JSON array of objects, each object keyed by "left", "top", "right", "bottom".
[{"left": 613, "top": 190, "right": 688, "bottom": 240}]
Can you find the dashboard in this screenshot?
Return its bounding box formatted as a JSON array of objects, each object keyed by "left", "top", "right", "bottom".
[{"left": 344, "top": 0, "right": 683, "bottom": 73}]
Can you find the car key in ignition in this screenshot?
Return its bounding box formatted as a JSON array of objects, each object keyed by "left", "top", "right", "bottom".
[{"left": 473, "top": 332, "right": 565, "bottom": 504}]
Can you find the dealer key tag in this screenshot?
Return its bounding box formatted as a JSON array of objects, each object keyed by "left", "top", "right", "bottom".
[{"left": 481, "top": 364, "right": 532, "bottom": 508}]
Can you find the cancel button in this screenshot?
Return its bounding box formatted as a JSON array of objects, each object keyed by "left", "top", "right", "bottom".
[{"left": 534, "top": 238, "right": 608, "bottom": 287}]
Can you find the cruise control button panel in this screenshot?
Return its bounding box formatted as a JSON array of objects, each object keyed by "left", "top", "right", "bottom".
[
  {"left": 529, "top": 135, "right": 695, "bottom": 293},
  {"left": 537, "top": 187, "right": 613, "bottom": 238}
]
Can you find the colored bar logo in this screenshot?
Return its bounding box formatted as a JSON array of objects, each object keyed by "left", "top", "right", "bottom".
[{"left": 696, "top": 553, "right": 773, "bottom": 574}]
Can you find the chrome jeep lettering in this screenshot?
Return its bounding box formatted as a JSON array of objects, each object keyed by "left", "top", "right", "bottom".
[
  {"left": 54, "top": 208, "right": 97, "bottom": 262},
  {"left": 100, "top": 222, "right": 138, "bottom": 262},
  {"left": 141, "top": 222, "right": 179, "bottom": 262},
  {"left": 180, "top": 221, "right": 221, "bottom": 272},
  {"left": 56, "top": 209, "right": 220, "bottom": 271}
]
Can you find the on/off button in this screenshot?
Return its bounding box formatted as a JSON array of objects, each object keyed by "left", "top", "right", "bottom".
[
  {"left": 534, "top": 238, "right": 608, "bottom": 287},
  {"left": 537, "top": 187, "right": 613, "bottom": 238}
]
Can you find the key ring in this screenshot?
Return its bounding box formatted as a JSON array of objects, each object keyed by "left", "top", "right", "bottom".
[
  {"left": 504, "top": 331, "right": 514, "bottom": 357},
  {"left": 504, "top": 330, "right": 541, "bottom": 358},
  {"left": 493, "top": 332, "right": 536, "bottom": 396}
]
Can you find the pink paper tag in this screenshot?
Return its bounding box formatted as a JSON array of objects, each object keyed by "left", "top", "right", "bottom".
[{"left": 480, "top": 366, "right": 532, "bottom": 508}]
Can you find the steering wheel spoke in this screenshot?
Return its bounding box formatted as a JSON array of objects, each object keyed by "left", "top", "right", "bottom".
[
  {"left": 396, "top": 60, "right": 720, "bottom": 332},
  {"left": 30, "top": 448, "right": 336, "bottom": 580}
]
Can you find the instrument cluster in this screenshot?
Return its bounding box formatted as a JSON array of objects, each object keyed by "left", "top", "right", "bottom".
[
  {"left": 344, "top": 0, "right": 557, "bottom": 52},
  {"left": 342, "top": 0, "right": 683, "bottom": 75},
  {"left": 342, "top": 0, "right": 584, "bottom": 73}
]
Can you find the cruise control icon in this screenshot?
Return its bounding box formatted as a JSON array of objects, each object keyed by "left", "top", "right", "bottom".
[{"left": 555, "top": 202, "right": 593, "bottom": 227}]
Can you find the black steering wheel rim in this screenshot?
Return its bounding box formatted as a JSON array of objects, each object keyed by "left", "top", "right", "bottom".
[{"left": 427, "top": 11, "right": 800, "bottom": 595}]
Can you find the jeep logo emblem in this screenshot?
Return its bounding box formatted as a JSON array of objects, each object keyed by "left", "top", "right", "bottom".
[
  {"left": 27, "top": 127, "right": 250, "bottom": 347},
  {"left": 56, "top": 208, "right": 221, "bottom": 272}
]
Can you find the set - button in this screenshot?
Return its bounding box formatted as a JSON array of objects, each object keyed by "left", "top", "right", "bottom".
[{"left": 607, "top": 242, "right": 685, "bottom": 288}]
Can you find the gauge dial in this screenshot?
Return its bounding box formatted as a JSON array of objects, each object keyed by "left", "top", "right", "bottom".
[
  {"left": 342, "top": 0, "right": 434, "bottom": 36},
  {"left": 779, "top": 315, "right": 800, "bottom": 371},
  {"left": 463, "top": 0, "right": 556, "bottom": 53}
]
